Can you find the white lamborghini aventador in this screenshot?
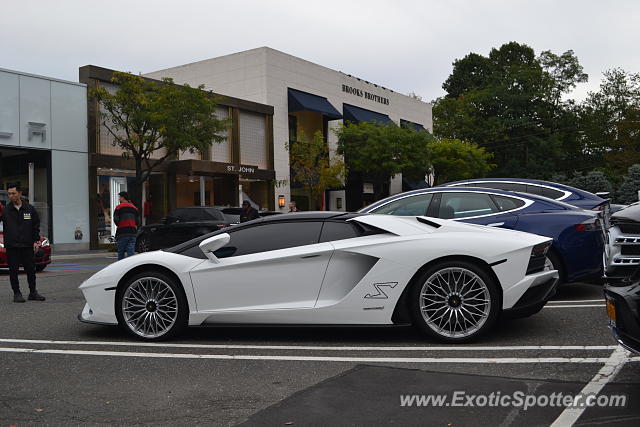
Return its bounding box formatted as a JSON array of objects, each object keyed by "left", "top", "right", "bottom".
[{"left": 79, "top": 212, "right": 558, "bottom": 343}]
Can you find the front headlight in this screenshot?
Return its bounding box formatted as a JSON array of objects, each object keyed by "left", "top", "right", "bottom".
[
  {"left": 40, "top": 238, "right": 50, "bottom": 247},
  {"left": 0, "top": 243, "right": 3, "bottom": 248}
]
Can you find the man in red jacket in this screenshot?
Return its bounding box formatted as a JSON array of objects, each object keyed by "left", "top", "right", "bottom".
[{"left": 113, "top": 191, "right": 140, "bottom": 260}]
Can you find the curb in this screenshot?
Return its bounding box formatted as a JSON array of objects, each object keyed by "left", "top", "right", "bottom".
[{"left": 51, "top": 252, "right": 116, "bottom": 261}]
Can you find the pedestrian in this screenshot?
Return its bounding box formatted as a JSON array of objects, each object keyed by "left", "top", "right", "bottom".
[
  {"left": 113, "top": 191, "right": 140, "bottom": 260},
  {"left": 0, "top": 184, "right": 45, "bottom": 303},
  {"left": 143, "top": 194, "right": 152, "bottom": 225},
  {"left": 240, "top": 200, "right": 260, "bottom": 222},
  {"left": 288, "top": 200, "right": 299, "bottom": 212}
]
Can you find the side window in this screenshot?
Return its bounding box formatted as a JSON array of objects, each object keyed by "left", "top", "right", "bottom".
[
  {"left": 214, "top": 221, "right": 323, "bottom": 258},
  {"left": 319, "top": 222, "right": 360, "bottom": 242},
  {"left": 479, "top": 182, "right": 527, "bottom": 192},
  {"left": 491, "top": 195, "right": 526, "bottom": 212},
  {"left": 541, "top": 187, "right": 565, "bottom": 199},
  {"left": 525, "top": 184, "right": 544, "bottom": 196},
  {"left": 369, "top": 193, "right": 433, "bottom": 216},
  {"left": 439, "top": 193, "right": 499, "bottom": 219}
]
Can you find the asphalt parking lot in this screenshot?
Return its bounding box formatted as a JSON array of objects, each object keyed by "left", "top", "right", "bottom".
[{"left": 0, "top": 257, "right": 637, "bottom": 426}]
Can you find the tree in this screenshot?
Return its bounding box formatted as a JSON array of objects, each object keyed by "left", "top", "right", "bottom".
[
  {"left": 90, "top": 71, "right": 229, "bottom": 209},
  {"left": 335, "top": 122, "right": 433, "bottom": 202},
  {"left": 428, "top": 138, "right": 495, "bottom": 185},
  {"left": 616, "top": 164, "right": 640, "bottom": 204},
  {"left": 434, "top": 42, "right": 588, "bottom": 178},
  {"left": 567, "top": 171, "right": 613, "bottom": 195},
  {"left": 287, "top": 131, "right": 345, "bottom": 210},
  {"left": 578, "top": 69, "right": 640, "bottom": 176}
]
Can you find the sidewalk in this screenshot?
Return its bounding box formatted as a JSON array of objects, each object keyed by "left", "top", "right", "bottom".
[{"left": 51, "top": 249, "right": 116, "bottom": 261}]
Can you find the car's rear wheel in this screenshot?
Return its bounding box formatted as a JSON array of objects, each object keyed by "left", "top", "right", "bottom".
[
  {"left": 115, "top": 271, "right": 187, "bottom": 341},
  {"left": 411, "top": 261, "right": 500, "bottom": 343},
  {"left": 136, "top": 235, "right": 151, "bottom": 253}
]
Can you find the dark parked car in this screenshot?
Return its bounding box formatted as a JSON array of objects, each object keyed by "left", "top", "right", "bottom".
[
  {"left": 214, "top": 206, "right": 282, "bottom": 224},
  {"left": 604, "top": 269, "right": 640, "bottom": 355},
  {"left": 360, "top": 187, "right": 605, "bottom": 286},
  {"left": 136, "top": 206, "right": 231, "bottom": 252},
  {"left": 605, "top": 202, "right": 640, "bottom": 279},
  {"left": 442, "top": 178, "right": 610, "bottom": 211}
]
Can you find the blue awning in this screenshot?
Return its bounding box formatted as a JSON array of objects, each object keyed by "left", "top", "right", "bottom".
[
  {"left": 288, "top": 88, "right": 342, "bottom": 120},
  {"left": 401, "top": 119, "right": 426, "bottom": 131},
  {"left": 343, "top": 104, "right": 392, "bottom": 125}
]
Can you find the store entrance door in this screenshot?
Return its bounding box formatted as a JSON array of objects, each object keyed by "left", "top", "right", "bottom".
[{"left": 110, "top": 177, "right": 127, "bottom": 237}]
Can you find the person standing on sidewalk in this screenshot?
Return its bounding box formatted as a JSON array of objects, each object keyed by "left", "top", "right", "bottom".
[
  {"left": 113, "top": 191, "right": 140, "bottom": 260},
  {"left": 0, "top": 184, "right": 45, "bottom": 303}
]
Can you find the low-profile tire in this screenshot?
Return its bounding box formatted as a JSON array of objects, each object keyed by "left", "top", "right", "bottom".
[
  {"left": 35, "top": 264, "right": 46, "bottom": 272},
  {"left": 115, "top": 270, "right": 188, "bottom": 341},
  {"left": 544, "top": 250, "right": 563, "bottom": 287},
  {"left": 410, "top": 260, "right": 501, "bottom": 343},
  {"left": 136, "top": 235, "right": 151, "bottom": 253}
]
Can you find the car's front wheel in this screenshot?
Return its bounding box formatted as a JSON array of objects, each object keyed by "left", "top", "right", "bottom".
[
  {"left": 115, "top": 271, "right": 188, "bottom": 341},
  {"left": 136, "top": 235, "right": 151, "bottom": 253},
  {"left": 411, "top": 261, "right": 500, "bottom": 343}
]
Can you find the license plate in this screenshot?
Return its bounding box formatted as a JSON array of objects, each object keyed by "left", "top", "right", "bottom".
[{"left": 606, "top": 299, "right": 616, "bottom": 327}]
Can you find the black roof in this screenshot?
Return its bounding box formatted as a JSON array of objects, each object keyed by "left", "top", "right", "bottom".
[
  {"left": 258, "top": 211, "right": 363, "bottom": 222},
  {"left": 165, "top": 211, "right": 366, "bottom": 253}
]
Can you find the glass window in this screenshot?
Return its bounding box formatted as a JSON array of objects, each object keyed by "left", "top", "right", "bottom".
[
  {"left": 171, "top": 208, "right": 225, "bottom": 221},
  {"left": 211, "top": 106, "right": 231, "bottom": 163},
  {"left": 239, "top": 110, "right": 268, "bottom": 169},
  {"left": 319, "top": 221, "right": 360, "bottom": 242},
  {"left": 525, "top": 184, "right": 544, "bottom": 196},
  {"left": 477, "top": 182, "right": 527, "bottom": 192},
  {"left": 491, "top": 195, "right": 526, "bottom": 212},
  {"left": 215, "top": 221, "right": 323, "bottom": 258},
  {"left": 541, "top": 187, "right": 565, "bottom": 199},
  {"left": 369, "top": 193, "right": 433, "bottom": 216},
  {"left": 439, "top": 193, "right": 499, "bottom": 219}
]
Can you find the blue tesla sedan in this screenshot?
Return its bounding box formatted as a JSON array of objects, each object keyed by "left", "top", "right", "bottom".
[
  {"left": 360, "top": 187, "right": 605, "bottom": 285},
  {"left": 440, "top": 178, "right": 609, "bottom": 211}
]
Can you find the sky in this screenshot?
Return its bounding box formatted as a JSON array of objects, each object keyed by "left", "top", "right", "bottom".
[{"left": 2, "top": 0, "right": 639, "bottom": 103}]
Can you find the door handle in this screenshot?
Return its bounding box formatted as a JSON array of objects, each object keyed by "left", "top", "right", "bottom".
[
  {"left": 487, "top": 222, "right": 505, "bottom": 227},
  {"left": 300, "top": 254, "right": 321, "bottom": 259}
]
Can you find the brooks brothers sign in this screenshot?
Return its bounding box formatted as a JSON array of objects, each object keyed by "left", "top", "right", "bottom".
[{"left": 342, "top": 84, "right": 390, "bottom": 105}]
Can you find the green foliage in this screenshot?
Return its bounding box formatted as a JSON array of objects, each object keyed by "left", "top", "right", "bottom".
[
  {"left": 434, "top": 42, "right": 588, "bottom": 179},
  {"left": 579, "top": 69, "right": 640, "bottom": 176},
  {"left": 90, "top": 71, "right": 229, "bottom": 208},
  {"left": 617, "top": 164, "right": 640, "bottom": 204},
  {"left": 566, "top": 171, "right": 613, "bottom": 195},
  {"left": 287, "top": 131, "right": 345, "bottom": 210},
  {"left": 428, "top": 138, "right": 495, "bottom": 185},
  {"left": 335, "top": 121, "right": 433, "bottom": 182},
  {"left": 335, "top": 121, "right": 493, "bottom": 190}
]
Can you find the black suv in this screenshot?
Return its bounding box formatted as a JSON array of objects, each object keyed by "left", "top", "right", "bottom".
[{"left": 136, "top": 206, "right": 231, "bottom": 252}]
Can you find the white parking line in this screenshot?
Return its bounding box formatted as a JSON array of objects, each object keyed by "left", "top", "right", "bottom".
[
  {"left": 0, "top": 346, "right": 621, "bottom": 363},
  {"left": 548, "top": 299, "right": 605, "bottom": 304},
  {"left": 543, "top": 304, "right": 605, "bottom": 309},
  {"left": 0, "top": 339, "right": 619, "bottom": 351},
  {"left": 551, "top": 347, "right": 629, "bottom": 427}
]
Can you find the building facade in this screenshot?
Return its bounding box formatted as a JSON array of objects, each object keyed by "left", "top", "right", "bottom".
[
  {"left": 145, "top": 47, "right": 433, "bottom": 211},
  {"left": 0, "top": 68, "right": 89, "bottom": 250},
  {"left": 80, "top": 66, "right": 275, "bottom": 249}
]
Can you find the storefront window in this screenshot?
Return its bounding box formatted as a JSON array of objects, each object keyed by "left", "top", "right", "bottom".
[
  {"left": 239, "top": 111, "right": 268, "bottom": 169},
  {"left": 0, "top": 147, "right": 51, "bottom": 238}
]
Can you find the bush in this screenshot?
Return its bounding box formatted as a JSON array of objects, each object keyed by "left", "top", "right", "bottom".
[{"left": 617, "top": 164, "right": 640, "bottom": 204}]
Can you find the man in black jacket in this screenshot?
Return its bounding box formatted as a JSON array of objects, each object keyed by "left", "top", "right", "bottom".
[
  {"left": 1, "top": 184, "right": 45, "bottom": 303},
  {"left": 240, "top": 200, "right": 260, "bottom": 223}
]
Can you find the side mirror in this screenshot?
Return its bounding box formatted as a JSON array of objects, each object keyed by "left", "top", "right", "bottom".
[{"left": 199, "top": 233, "right": 231, "bottom": 263}]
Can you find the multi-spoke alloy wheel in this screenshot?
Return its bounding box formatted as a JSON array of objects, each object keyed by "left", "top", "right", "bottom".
[
  {"left": 412, "top": 262, "right": 499, "bottom": 342},
  {"left": 137, "top": 236, "right": 150, "bottom": 253},
  {"left": 117, "top": 272, "right": 187, "bottom": 341}
]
